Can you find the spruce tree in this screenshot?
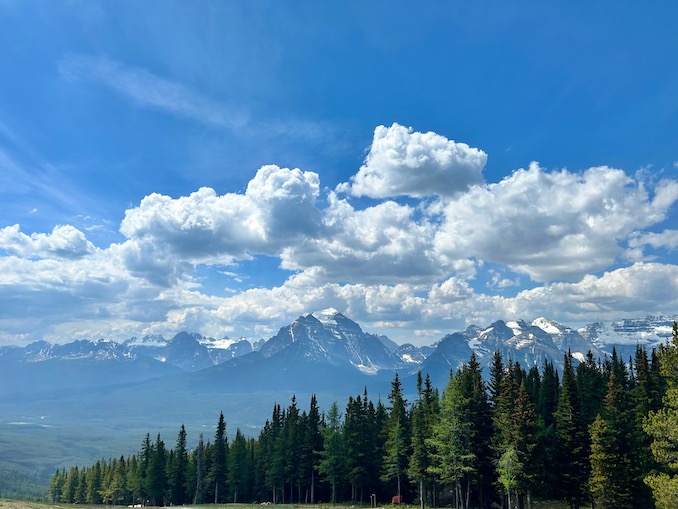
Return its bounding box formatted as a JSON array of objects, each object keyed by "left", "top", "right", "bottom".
[
  {"left": 510, "top": 382, "right": 538, "bottom": 508},
  {"left": 408, "top": 372, "right": 432, "bottom": 509},
  {"left": 146, "top": 433, "right": 167, "bottom": 506},
  {"left": 300, "top": 394, "right": 323, "bottom": 503},
  {"left": 207, "top": 411, "right": 228, "bottom": 503},
  {"left": 644, "top": 322, "right": 678, "bottom": 508},
  {"left": 318, "top": 401, "right": 345, "bottom": 503},
  {"left": 554, "top": 353, "right": 588, "bottom": 509},
  {"left": 382, "top": 372, "right": 410, "bottom": 501},
  {"left": 228, "top": 428, "right": 248, "bottom": 503},
  {"left": 589, "top": 374, "right": 634, "bottom": 509},
  {"left": 283, "top": 396, "right": 301, "bottom": 502},
  {"left": 192, "top": 433, "right": 206, "bottom": 503},
  {"left": 428, "top": 369, "right": 475, "bottom": 509},
  {"left": 168, "top": 424, "right": 189, "bottom": 505}
]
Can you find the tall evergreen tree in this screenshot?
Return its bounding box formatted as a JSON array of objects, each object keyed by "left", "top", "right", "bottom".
[
  {"left": 429, "top": 369, "right": 476, "bottom": 509},
  {"left": 509, "top": 382, "right": 538, "bottom": 508},
  {"left": 85, "top": 460, "right": 102, "bottom": 504},
  {"left": 228, "top": 428, "right": 249, "bottom": 503},
  {"left": 408, "top": 372, "right": 432, "bottom": 509},
  {"left": 318, "top": 401, "right": 345, "bottom": 504},
  {"left": 345, "top": 391, "right": 378, "bottom": 503},
  {"left": 465, "top": 353, "right": 494, "bottom": 509},
  {"left": 554, "top": 353, "right": 588, "bottom": 509},
  {"left": 589, "top": 374, "right": 634, "bottom": 509},
  {"left": 146, "top": 433, "right": 167, "bottom": 506},
  {"left": 576, "top": 350, "right": 606, "bottom": 429},
  {"left": 382, "top": 372, "right": 410, "bottom": 501},
  {"left": 644, "top": 322, "right": 678, "bottom": 509},
  {"left": 299, "top": 394, "right": 323, "bottom": 503},
  {"left": 534, "top": 359, "right": 559, "bottom": 498},
  {"left": 192, "top": 433, "right": 206, "bottom": 504},
  {"left": 168, "top": 424, "right": 189, "bottom": 505},
  {"left": 283, "top": 396, "right": 301, "bottom": 502},
  {"left": 207, "top": 412, "right": 228, "bottom": 503},
  {"left": 628, "top": 346, "right": 658, "bottom": 506}
]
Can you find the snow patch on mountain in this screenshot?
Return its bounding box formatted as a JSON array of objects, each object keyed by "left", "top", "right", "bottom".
[
  {"left": 532, "top": 317, "right": 561, "bottom": 335},
  {"left": 506, "top": 321, "right": 525, "bottom": 337},
  {"left": 311, "top": 308, "right": 342, "bottom": 327}
]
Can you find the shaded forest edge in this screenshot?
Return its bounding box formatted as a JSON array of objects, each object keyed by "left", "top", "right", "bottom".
[{"left": 48, "top": 324, "right": 678, "bottom": 509}]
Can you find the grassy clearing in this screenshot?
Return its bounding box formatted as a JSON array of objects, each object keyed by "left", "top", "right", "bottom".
[{"left": 0, "top": 502, "right": 572, "bottom": 509}]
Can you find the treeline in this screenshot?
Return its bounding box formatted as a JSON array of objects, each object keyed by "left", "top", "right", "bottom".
[{"left": 49, "top": 325, "right": 678, "bottom": 509}]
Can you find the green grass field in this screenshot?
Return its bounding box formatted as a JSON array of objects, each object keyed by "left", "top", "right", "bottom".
[{"left": 0, "top": 500, "right": 573, "bottom": 509}]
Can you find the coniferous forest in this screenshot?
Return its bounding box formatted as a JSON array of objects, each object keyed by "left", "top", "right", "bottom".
[{"left": 49, "top": 324, "right": 678, "bottom": 509}]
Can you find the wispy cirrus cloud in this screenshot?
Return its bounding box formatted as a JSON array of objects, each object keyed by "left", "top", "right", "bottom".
[
  {"left": 58, "top": 53, "right": 249, "bottom": 129},
  {"left": 57, "top": 53, "right": 339, "bottom": 146},
  {"left": 0, "top": 120, "right": 99, "bottom": 221}
]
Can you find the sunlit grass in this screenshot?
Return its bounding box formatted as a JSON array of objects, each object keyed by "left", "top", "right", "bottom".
[{"left": 0, "top": 501, "right": 572, "bottom": 509}]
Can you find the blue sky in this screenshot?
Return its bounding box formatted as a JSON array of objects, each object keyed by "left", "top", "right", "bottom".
[{"left": 1, "top": 1, "right": 677, "bottom": 346}]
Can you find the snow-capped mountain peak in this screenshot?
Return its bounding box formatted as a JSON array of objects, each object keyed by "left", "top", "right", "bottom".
[
  {"left": 311, "top": 307, "right": 342, "bottom": 324},
  {"left": 257, "top": 310, "right": 404, "bottom": 373},
  {"left": 531, "top": 317, "right": 563, "bottom": 335}
]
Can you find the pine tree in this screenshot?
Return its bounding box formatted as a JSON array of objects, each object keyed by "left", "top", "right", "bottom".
[
  {"left": 428, "top": 369, "right": 476, "bottom": 509},
  {"left": 554, "top": 353, "right": 588, "bottom": 509},
  {"left": 228, "top": 428, "right": 248, "bottom": 503},
  {"left": 207, "top": 411, "right": 228, "bottom": 503},
  {"left": 137, "top": 432, "right": 152, "bottom": 505},
  {"left": 576, "top": 350, "right": 606, "bottom": 429},
  {"left": 283, "top": 395, "right": 301, "bottom": 502},
  {"left": 465, "top": 353, "right": 494, "bottom": 509},
  {"left": 85, "top": 460, "right": 102, "bottom": 504},
  {"left": 318, "top": 401, "right": 345, "bottom": 504},
  {"left": 345, "top": 391, "right": 377, "bottom": 503},
  {"left": 534, "top": 359, "right": 559, "bottom": 498},
  {"left": 192, "top": 433, "right": 206, "bottom": 503},
  {"left": 146, "top": 433, "right": 167, "bottom": 506},
  {"left": 61, "top": 466, "right": 78, "bottom": 503},
  {"left": 629, "top": 346, "right": 658, "bottom": 506},
  {"left": 509, "top": 382, "right": 538, "bottom": 508},
  {"left": 48, "top": 469, "right": 66, "bottom": 502},
  {"left": 266, "top": 404, "right": 286, "bottom": 503},
  {"left": 644, "top": 322, "right": 678, "bottom": 508},
  {"left": 299, "top": 394, "right": 323, "bottom": 503},
  {"left": 126, "top": 455, "right": 142, "bottom": 506},
  {"left": 408, "top": 372, "right": 432, "bottom": 509},
  {"left": 168, "top": 424, "right": 189, "bottom": 505},
  {"left": 382, "top": 372, "right": 410, "bottom": 501},
  {"left": 488, "top": 350, "right": 504, "bottom": 407},
  {"left": 589, "top": 374, "right": 634, "bottom": 509}
]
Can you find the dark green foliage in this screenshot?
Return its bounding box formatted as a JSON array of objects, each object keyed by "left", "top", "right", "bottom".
[
  {"left": 49, "top": 347, "right": 673, "bottom": 508},
  {"left": 317, "top": 401, "right": 345, "bottom": 503},
  {"left": 645, "top": 322, "right": 678, "bottom": 508},
  {"left": 408, "top": 372, "right": 437, "bottom": 509},
  {"left": 168, "top": 424, "right": 189, "bottom": 505},
  {"left": 381, "top": 372, "right": 410, "bottom": 500},
  {"left": 228, "top": 428, "right": 249, "bottom": 502},
  {"left": 589, "top": 375, "right": 634, "bottom": 509},
  {"left": 207, "top": 411, "right": 228, "bottom": 503},
  {"left": 554, "top": 353, "right": 589, "bottom": 508}
]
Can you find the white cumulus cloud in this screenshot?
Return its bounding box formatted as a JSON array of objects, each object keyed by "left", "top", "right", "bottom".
[
  {"left": 337, "top": 123, "right": 487, "bottom": 198},
  {"left": 280, "top": 192, "right": 457, "bottom": 283},
  {"left": 119, "top": 165, "right": 321, "bottom": 283},
  {"left": 0, "top": 224, "right": 96, "bottom": 259},
  {"left": 434, "top": 163, "right": 678, "bottom": 282}
]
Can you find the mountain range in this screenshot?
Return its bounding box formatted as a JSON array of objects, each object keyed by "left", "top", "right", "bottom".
[{"left": 1, "top": 309, "right": 675, "bottom": 397}]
